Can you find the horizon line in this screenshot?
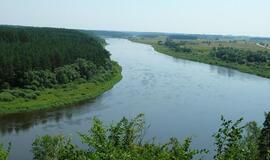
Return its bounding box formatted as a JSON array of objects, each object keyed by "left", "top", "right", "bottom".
[{"left": 1, "top": 23, "right": 270, "bottom": 39}]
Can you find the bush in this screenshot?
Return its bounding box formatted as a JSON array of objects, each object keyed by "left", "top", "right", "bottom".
[
  {"left": 0, "top": 143, "right": 11, "bottom": 160},
  {"left": 213, "top": 116, "right": 262, "bottom": 160},
  {"left": 75, "top": 58, "right": 97, "bottom": 80},
  {"left": 55, "top": 65, "right": 80, "bottom": 84},
  {"left": 24, "top": 70, "right": 57, "bottom": 89},
  {"left": 0, "top": 92, "right": 15, "bottom": 102},
  {"left": 7, "top": 89, "right": 39, "bottom": 100},
  {"left": 32, "top": 136, "right": 85, "bottom": 160}
]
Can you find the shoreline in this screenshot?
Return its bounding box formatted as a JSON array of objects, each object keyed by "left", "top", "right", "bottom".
[{"left": 0, "top": 64, "right": 122, "bottom": 116}]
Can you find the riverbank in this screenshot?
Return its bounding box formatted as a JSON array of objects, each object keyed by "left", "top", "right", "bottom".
[
  {"left": 131, "top": 38, "right": 270, "bottom": 79},
  {"left": 0, "top": 63, "right": 122, "bottom": 115}
]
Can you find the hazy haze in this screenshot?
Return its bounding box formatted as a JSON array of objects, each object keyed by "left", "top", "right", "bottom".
[{"left": 1, "top": 0, "right": 269, "bottom": 37}]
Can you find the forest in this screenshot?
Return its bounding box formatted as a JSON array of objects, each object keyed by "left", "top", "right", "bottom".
[
  {"left": 0, "top": 26, "right": 111, "bottom": 89},
  {"left": 0, "top": 26, "right": 122, "bottom": 114}
]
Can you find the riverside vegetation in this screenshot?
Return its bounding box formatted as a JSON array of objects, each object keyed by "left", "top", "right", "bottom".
[
  {"left": 131, "top": 36, "right": 270, "bottom": 78},
  {"left": 1, "top": 112, "right": 270, "bottom": 160},
  {"left": 0, "top": 26, "right": 122, "bottom": 115}
]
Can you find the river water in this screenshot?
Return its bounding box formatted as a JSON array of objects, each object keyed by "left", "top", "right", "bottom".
[{"left": 1, "top": 38, "right": 270, "bottom": 159}]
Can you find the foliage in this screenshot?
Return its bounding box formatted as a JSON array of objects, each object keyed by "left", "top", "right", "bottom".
[
  {"left": 22, "top": 58, "right": 110, "bottom": 89},
  {"left": 213, "top": 116, "right": 263, "bottom": 160},
  {"left": 1, "top": 89, "right": 40, "bottom": 101},
  {"left": 31, "top": 114, "right": 207, "bottom": 160},
  {"left": 32, "top": 135, "right": 85, "bottom": 160},
  {"left": 213, "top": 116, "right": 245, "bottom": 160},
  {"left": 0, "top": 92, "right": 15, "bottom": 102},
  {"left": 24, "top": 70, "right": 57, "bottom": 89},
  {"left": 240, "top": 121, "right": 261, "bottom": 160}
]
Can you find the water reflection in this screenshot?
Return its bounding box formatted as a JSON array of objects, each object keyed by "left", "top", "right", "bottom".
[
  {"left": 209, "top": 65, "right": 235, "bottom": 77},
  {"left": 0, "top": 109, "right": 73, "bottom": 136}
]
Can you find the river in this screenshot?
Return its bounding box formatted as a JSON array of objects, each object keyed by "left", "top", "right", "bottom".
[{"left": 1, "top": 38, "right": 270, "bottom": 159}]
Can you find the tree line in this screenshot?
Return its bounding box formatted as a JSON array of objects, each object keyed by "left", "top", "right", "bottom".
[
  {"left": 1, "top": 112, "right": 270, "bottom": 160},
  {"left": 0, "top": 26, "right": 111, "bottom": 89}
]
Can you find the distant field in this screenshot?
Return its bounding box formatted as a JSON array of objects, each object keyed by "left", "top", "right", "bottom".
[{"left": 132, "top": 36, "right": 269, "bottom": 53}]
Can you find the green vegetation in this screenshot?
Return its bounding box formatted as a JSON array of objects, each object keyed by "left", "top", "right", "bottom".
[
  {"left": 0, "top": 26, "right": 122, "bottom": 114},
  {"left": 2, "top": 112, "right": 270, "bottom": 159},
  {"left": 0, "top": 143, "right": 10, "bottom": 160},
  {"left": 31, "top": 114, "right": 207, "bottom": 160},
  {"left": 131, "top": 37, "right": 270, "bottom": 78}
]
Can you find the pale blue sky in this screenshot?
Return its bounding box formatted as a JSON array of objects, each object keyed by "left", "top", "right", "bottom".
[{"left": 1, "top": 0, "right": 269, "bottom": 37}]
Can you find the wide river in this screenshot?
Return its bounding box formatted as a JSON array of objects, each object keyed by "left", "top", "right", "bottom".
[{"left": 1, "top": 38, "right": 270, "bottom": 159}]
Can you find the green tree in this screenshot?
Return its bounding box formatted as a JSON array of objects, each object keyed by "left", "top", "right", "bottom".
[
  {"left": 258, "top": 112, "right": 270, "bottom": 160},
  {"left": 213, "top": 116, "right": 245, "bottom": 160}
]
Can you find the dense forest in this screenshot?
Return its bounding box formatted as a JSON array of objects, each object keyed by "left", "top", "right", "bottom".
[
  {"left": 0, "top": 26, "right": 122, "bottom": 114},
  {"left": 1, "top": 112, "right": 270, "bottom": 160},
  {"left": 0, "top": 26, "right": 112, "bottom": 89}
]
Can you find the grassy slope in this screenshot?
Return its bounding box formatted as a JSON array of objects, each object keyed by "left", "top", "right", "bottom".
[
  {"left": 0, "top": 64, "right": 122, "bottom": 115},
  {"left": 131, "top": 38, "right": 270, "bottom": 79}
]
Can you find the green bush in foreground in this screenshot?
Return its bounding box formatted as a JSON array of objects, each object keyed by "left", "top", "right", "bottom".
[
  {"left": 32, "top": 114, "right": 207, "bottom": 160},
  {"left": 2, "top": 113, "right": 270, "bottom": 159},
  {"left": 0, "top": 143, "right": 10, "bottom": 160}
]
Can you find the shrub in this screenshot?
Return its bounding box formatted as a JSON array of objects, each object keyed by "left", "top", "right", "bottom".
[
  {"left": 0, "top": 143, "right": 11, "bottom": 160},
  {"left": 0, "top": 92, "right": 15, "bottom": 102},
  {"left": 7, "top": 89, "right": 39, "bottom": 100}
]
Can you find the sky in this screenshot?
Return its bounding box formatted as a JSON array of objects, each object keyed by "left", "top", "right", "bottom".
[{"left": 0, "top": 0, "right": 270, "bottom": 37}]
